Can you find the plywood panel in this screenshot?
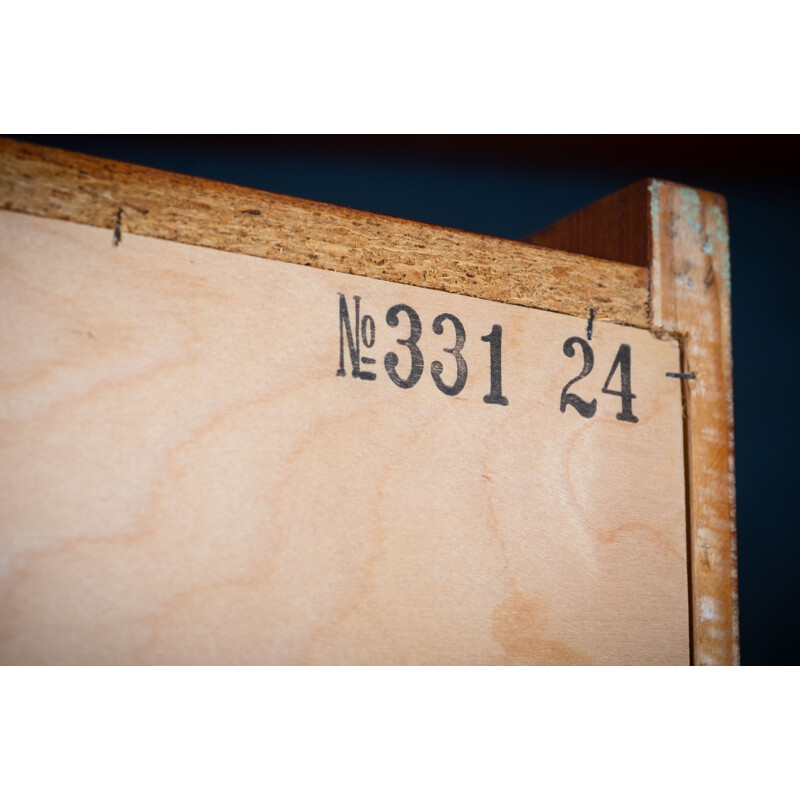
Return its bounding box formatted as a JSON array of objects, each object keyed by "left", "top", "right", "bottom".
[{"left": 0, "top": 211, "right": 689, "bottom": 664}]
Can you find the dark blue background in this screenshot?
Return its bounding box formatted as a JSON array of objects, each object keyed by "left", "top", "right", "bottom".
[{"left": 15, "top": 136, "right": 799, "bottom": 665}]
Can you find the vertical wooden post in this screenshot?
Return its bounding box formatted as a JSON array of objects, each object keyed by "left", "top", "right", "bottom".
[
  {"left": 649, "top": 181, "right": 737, "bottom": 666},
  {"left": 528, "top": 179, "right": 739, "bottom": 665}
]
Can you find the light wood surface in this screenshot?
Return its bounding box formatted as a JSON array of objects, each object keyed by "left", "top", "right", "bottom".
[
  {"left": 0, "top": 138, "right": 649, "bottom": 326},
  {"left": 0, "top": 211, "right": 689, "bottom": 665},
  {"left": 528, "top": 179, "right": 738, "bottom": 665}
]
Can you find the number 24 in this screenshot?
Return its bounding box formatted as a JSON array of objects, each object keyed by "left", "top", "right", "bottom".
[{"left": 560, "top": 337, "right": 638, "bottom": 423}]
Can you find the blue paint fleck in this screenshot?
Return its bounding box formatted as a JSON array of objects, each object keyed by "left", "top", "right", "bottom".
[{"left": 710, "top": 205, "right": 732, "bottom": 297}]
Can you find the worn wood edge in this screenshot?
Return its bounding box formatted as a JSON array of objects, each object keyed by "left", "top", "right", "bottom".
[
  {"left": 649, "top": 179, "right": 739, "bottom": 666},
  {"left": 0, "top": 138, "right": 649, "bottom": 327},
  {"left": 528, "top": 178, "right": 739, "bottom": 665}
]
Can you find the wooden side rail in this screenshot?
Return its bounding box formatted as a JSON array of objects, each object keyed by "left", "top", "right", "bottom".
[{"left": 0, "top": 138, "right": 648, "bottom": 325}]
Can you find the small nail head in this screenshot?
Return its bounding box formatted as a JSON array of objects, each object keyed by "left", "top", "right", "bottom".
[{"left": 113, "top": 210, "right": 122, "bottom": 246}]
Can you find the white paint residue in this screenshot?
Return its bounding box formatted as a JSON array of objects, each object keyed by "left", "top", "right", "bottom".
[
  {"left": 649, "top": 181, "right": 662, "bottom": 241},
  {"left": 700, "top": 596, "right": 720, "bottom": 623},
  {"left": 649, "top": 181, "right": 663, "bottom": 326},
  {"left": 678, "top": 187, "right": 703, "bottom": 233}
]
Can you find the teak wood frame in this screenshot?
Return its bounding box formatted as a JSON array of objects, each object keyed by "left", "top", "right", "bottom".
[{"left": 0, "top": 138, "right": 738, "bottom": 665}]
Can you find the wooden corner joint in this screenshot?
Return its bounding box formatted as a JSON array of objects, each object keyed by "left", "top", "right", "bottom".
[
  {"left": 0, "top": 140, "right": 739, "bottom": 665},
  {"left": 529, "top": 178, "right": 739, "bottom": 665}
]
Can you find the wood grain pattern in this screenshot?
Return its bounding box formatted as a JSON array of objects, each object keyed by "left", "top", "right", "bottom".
[
  {"left": 0, "top": 211, "right": 689, "bottom": 665},
  {"left": 0, "top": 138, "right": 649, "bottom": 326},
  {"left": 524, "top": 181, "right": 651, "bottom": 268},
  {"left": 528, "top": 179, "right": 738, "bottom": 665}
]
